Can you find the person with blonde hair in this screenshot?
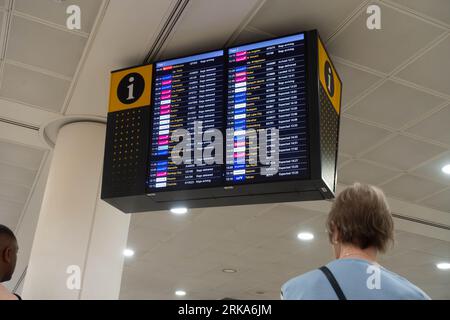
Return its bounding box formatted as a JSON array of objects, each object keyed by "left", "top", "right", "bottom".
[{"left": 281, "top": 183, "right": 430, "bottom": 300}]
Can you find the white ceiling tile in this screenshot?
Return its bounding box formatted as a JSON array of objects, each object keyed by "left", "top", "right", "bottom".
[
  {"left": 396, "top": 36, "right": 450, "bottom": 95},
  {"left": 7, "top": 15, "right": 87, "bottom": 77},
  {"left": 406, "top": 104, "right": 450, "bottom": 146},
  {"left": 0, "top": 211, "right": 21, "bottom": 231},
  {"left": 328, "top": 3, "right": 446, "bottom": 73},
  {"left": 0, "top": 181, "right": 30, "bottom": 204},
  {"left": 233, "top": 217, "right": 293, "bottom": 238},
  {"left": 362, "top": 135, "right": 446, "bottom": 170},
  {"left": 191, "top": 206, "right": 258, "bottom": 231},
  {"left": 412, "top": 151, "right": 450, "bottom": 186},
  {"left": 140, "top": 241, "right": 196, "bottom": 265},
  {"left": 0, "top": 140, "right": 44, "bottom": 170},
  {"left": 383, "top": 250, "right": 445, "bottom": 269},
  {"left": 0, "top": 0, "right": 5, "bottom": 8},
  {"left": 121, "top": 262, "right": 178, "bottom": 291},
  {"left": 169, "top": 225, "right": 232, "bottom": 253},
  {"left": 14, "top": 0, "right": 103, "bottom": 33},
  {"left": 203, "top": 239, "right": 249, "bottom": 257},
  {"left": 248, "top": 0, "right": 365, "bottom": 40},
  {"left": 389, "top": 0, "right": 450, "bottom": 26},
  {"left": 189, "top": 251, "right": 249, "bottom": 274},
  {"left": 126, "top": 226, "right": 174, "bottom": 257},
  {"left": 338, "top": 159, "right": 399, "bottom": 186},
  {"left": 0, "top": 63, "right": 71, "bottom": 112},
  {"left": 0, "top": 198, "right": 23, "bottom": 229},
  {"left": 347, "top": 80, "right": 445, "bottom": 129},
  {"left": 0, "top": 162, "right": 37, "bottom": 188},
  {"left": 291, "top": 242, "right": 334, "bottom": 266},
  {"left": 381, "top": 254, "right": 448, "bottom": 289},
  {"left": 339, "top": 117, "right": 391, "bottom": 156},
  {"left": 0, "top": 198, "right": 23, "bottom": 215},
  {"left": 255, "top": 236, "right": 302, "bottom": 257},
  {"left": 188, "top": 269, "right": 240, "bottom": 290},
  {"left": 220, "top": 229, "right": 267, "bottom": 248},
  {"left": 416, "top": 240, "right": 450, "bottom": 260},
  {"left": 333, "top": 61, "right": 383, "bottom": 107},
  {"left": 419, "top": 189, "right": 450, "bottom": 213},
  {"left": 173, "top": 272, "right": 237, "bottom": 293},
  {"left": 0, "top": 13, "right": 4, "bottom": 50},
  {"left": 384, "top": 230, "right": 445, "bottom": 257},
  {"left": 132, "top": 212, "right": 194, "bottom": 233},
  {"left": 282, "top": 214, "right": 329, "bottom": 240},
  {"left": 337, "top": 153, "right": 352, "bottom": 168},
  {"left": 231, "top": 28, "right": 272, "bottom": 46},
  {"left": 159, "top": 0, "right": 260, "bottom": 59},
  {"left": 419, "top": 284, "right": 450, "bottom": 299},
  {"left": 257, "top": 203, "right": 319, "bottom": 225},
  {"left": 381, "top": 174, "right": 446, "bottom": 202}
]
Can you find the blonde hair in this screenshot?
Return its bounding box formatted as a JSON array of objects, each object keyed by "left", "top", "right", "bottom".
[{"left": 326, "top": 183, "right": 394, "bottom": 253}]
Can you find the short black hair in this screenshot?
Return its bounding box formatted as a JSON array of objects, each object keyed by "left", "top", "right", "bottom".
[{"left": 0, "top": 224, "right": 16, "bottom": 241}]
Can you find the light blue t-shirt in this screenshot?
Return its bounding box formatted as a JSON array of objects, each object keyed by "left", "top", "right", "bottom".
[{"left": 281, "top": 259, "right": 430, "bottom": 300}]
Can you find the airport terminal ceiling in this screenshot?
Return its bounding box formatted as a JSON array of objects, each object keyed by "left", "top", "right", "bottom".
[{"left": 0, "top": 0, "right": 448, "bottom": 300}]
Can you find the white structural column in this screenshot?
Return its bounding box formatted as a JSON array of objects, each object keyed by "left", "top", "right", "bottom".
[{"left": 22, "top": 122, "right": 130, "bottom": 299}]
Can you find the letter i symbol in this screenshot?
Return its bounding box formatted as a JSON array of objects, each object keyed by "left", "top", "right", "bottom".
[
  {"left": 127, "top": 77, "right": 135, "bottom": 100},
  {"left": 327, "top": 71, "right": 332, "bottom": 93}
]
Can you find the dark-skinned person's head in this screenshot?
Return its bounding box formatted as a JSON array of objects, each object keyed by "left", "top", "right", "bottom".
[
  {"left": 326, "top": 183, "right": 395, "bottom": 259},
  {"left": 0, "top": 224, "right": 18, "bottom": 283}
]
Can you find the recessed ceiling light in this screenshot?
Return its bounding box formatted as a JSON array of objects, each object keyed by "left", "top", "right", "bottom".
[
  {"left": 222, "top": 268, "right": 237, "bottom": 273},
  {"left": 123, "top": 248, "right": 134, "bottom": 257},
  {"left": 297, "top": 232, "right": 314, "bottom": 241},
  {"left": 175, "top": 290, "right": 186, "bottom": 296},
  {"left": 441, "top": 164, "right": 450, "bottom": 175},
  {"left": 170, "top": 207, "right": 188, "bottom": 215},
  {"left": 436, "top": 262, "right": 450, "bottom": 270}
]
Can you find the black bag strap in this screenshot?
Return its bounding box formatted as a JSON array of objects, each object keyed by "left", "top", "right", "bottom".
[{"left": 319, "top": 266, "right": 347, "bottom": 300}]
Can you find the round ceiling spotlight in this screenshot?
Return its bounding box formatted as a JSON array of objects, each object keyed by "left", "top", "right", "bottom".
[
  {"left": 436, "top": 262, "right": 450, "bottom": 270},
  {"left": 297, "top": 232, "right": 314, "bottom": 241},
  {"left": 175, "top": 290, "right": 187, "bottom": 296},
  {"left": 222, "top": 268, "right": 237, "bottom": 273},
  {"left": 123, "top": 248, "right": 135, "bottom": 257},
  {"left": 170, "top": 207, "right": 188, "bottom": 215},
  {"left": 441, "top": 164, "right": 450, "bottom": 175}
]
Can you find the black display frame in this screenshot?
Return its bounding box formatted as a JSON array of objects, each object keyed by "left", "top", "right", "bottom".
[{"left": 101, "top": 29, "right": 341, "bottom": 213}]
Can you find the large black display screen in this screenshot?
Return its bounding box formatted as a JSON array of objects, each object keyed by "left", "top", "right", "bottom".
[
  {"left": 226, "top": 33, "right": 309, "bottom": 184},
  {"left": 148, "top": 50, "right": 225, "bottom": 191},
  {"left": 102, "top": 30, "right": 342, "bottom": 212}
]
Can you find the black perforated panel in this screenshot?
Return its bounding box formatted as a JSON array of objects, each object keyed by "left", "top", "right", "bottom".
[
  {"left": 319, "top": 84, "right": 339, "bottom": 192},
  {"left": 102, "top": 107, "right": 150, "bottom": 198}
]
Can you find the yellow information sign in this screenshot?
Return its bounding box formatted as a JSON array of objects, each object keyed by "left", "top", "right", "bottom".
[
  {"left": 108, "top": 64, "right": 152, "bottom": 113},
  {"left": 318, "top": 38, "right": 341, "bottom": 114}
]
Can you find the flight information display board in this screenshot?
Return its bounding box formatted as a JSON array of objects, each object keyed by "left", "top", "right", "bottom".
[
  {"left": 226, "top": 33, "right": 309, "bottom": 184},
  {"left": 148, "top": 50, "right": 225, "bottom": 191},
  {"left": 102, "top": 30, "right": 342, "bottom": 213}
]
